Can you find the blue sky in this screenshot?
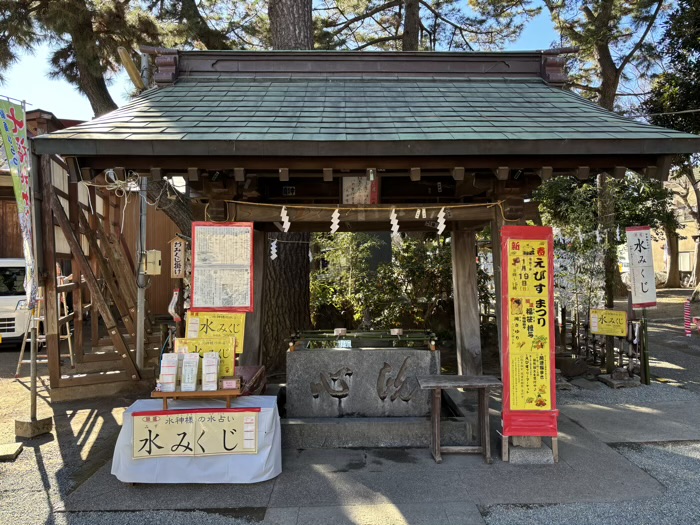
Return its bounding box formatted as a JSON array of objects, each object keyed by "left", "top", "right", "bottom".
[{"left": 0, "top": 10, "right": 558, "bottom": 122}]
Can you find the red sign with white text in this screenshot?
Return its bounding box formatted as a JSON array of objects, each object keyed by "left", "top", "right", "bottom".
[{"left": 501, "top": 226, "right": 558, "bottom": 437}]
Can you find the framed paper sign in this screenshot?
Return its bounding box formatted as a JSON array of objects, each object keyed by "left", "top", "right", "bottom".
[{"left": 191, "top": 222, "right": 254, "bottom": 312}]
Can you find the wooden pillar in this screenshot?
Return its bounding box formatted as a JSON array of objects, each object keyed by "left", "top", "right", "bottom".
[
  {"left": 40, "top": 155, "right": 61, "bottom": 388},
  {"left": 491, "top": 208, "right": 504, "bottom": 372},
  {"left": 240, "top": 228, "right": 266, "bottom": 366},
  {"left": 68, "top": 179, "right": 83, "bottom": 361},
  {"left": 451, "top": 225, "right": 482, "bottom": 375},
  {"left": 88, "top": 186, "right": 100, "bottom": 347}
]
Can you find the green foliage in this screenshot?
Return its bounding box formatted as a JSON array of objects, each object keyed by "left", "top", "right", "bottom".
[
  {"left": 643, "top": 0, "right": 700, "bottom": 136},
  {"left": 310, "top": 232, "right": 384, "bottom": 327},
  {"left": 310, "top": 232, "right": 457, "bottom": 331},
  {"left": 534, "top": 172, "right": 679, "bottom": 242}
]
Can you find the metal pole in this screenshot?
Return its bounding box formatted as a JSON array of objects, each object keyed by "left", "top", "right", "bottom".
[
  {"left": 30, "top": 311, "right": 37, "bottom": 420},
  {"left": 642, "top": 308, "right": 651, "bottom": 385},
  {"left": 136, "top": 176, "right": 147, "bottom": 370},
  {"left": 29, "top": 152, "right": 43, "bottom": 421}
]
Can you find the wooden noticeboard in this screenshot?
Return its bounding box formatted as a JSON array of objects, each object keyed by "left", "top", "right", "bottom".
[{"left": 191, "top": 222, "right": 254, "bottom": 312}]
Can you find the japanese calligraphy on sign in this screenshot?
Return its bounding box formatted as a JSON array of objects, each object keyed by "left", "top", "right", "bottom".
[
  {"left": 506, "top": 237, "right": 552, "bottom": 411},
  {"left": 170, "top": 238, "right": 185, "bottom": 278},
  {"left": 186, "top": 311, "right": 245, "bottom": 354},
  {"left": 132, "top": 408, "right": 258, "bottom": 459},
  {"left": 342, "top": 176, "right": 379, "bottom": 204},
  {"left": 590, "top": 309, "right": 628, "bottom": 337},
  {"left": 191, "top": 222, "right": 254, "bottom": 312},
  {"left": 626, "top": 227, "right": 657, "bottom": 309},
  {"left": 174, "top": 336, "right": 236, "bottom": 377},
  {"left": 0, "top": 99, "right": 36, "bottom": 307}
]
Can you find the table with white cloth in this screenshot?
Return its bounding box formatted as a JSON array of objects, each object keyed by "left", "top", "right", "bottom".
[{"left": 111, "top": 395, "right": 281, "bottom": 484}]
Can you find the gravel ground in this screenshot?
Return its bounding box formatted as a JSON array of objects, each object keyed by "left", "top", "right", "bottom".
[
  {"left": 483, "top": 441, "right": 700, "bottom": 525},
  {"left": 52, "top": 511, "right": 254, "bottom": 525},
  {"left": 557, "top": 381, "right": 700, "bottom": 406}
]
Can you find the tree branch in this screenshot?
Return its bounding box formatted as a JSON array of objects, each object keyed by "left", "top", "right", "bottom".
[
  {"left": 617, "top": 0, "right": 664, "bottom": 74},
  {"left": 329, "top": 0, "right": 402, "bottom": 35},
  {"left": 353, "top": 34, "right": 402, "bottom": 51}
]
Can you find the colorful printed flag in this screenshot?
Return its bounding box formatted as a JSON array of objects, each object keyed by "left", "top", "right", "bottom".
[{"left": 0, "top": 98, "right": 36, "bottom": 307}]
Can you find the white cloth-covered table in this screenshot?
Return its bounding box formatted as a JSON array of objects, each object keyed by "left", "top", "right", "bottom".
[{"left": 111, "top": 395, "right": 281, "bottom": 484}]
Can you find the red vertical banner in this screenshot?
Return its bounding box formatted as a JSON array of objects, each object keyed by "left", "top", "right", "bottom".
[{"left": 501, "top": 226, "right": 558, "bottom": 438}]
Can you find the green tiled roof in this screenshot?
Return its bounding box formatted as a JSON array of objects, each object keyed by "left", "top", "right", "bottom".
[{"left": 33, "top": 77, "right": 700, "bottom": 157}]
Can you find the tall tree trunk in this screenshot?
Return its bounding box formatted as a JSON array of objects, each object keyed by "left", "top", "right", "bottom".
[
  {"left": 263, "top": 0, "right": 314, "bottom": 375},
  {"left": 402, "top": 0, "right": 420, "bottom": 51},
  {"left": 261, "top": 232, "right": 311, "bottom": 373},
  {"left": 71, "top": 12, "right": 118, "bottom": 117},
  {"left": 598, "top": 173, "right": 616, "bottom": 372},
  {"left": 663, "top": 225, "right": 681, "bottom": 288},
  {"left": 269, "top": 0, "right": 313, "bottom": 50}
]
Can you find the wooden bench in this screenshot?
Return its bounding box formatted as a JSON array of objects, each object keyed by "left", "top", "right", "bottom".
[{"left": 417, "top": 375, "right": 502, "bottom": 464}]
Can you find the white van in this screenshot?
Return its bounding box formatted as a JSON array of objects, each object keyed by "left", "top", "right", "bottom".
[{"left": 0, "top": 259, "right": 30, "bottom": 345}]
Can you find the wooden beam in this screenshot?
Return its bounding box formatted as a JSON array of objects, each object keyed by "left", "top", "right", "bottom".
[
  {"left": 234, "top": 167, "right": 245, "bottom": 182},
  {"left": 613, "top": 166, "right": 627, "bottom": 179},
  {"left": 150, "top": 167, "right": 162, "bottom": 179},
  {"left": 113, "top": 167, "right": 126, "bottom": 180},
  {"left": 410, "top": 167, "right": 421, "bottom": 182},
  {"left": 575, "top": 166, "right": 590, "bottom": 180},
  {"left": 657, "top": 156, "right": 672, "bottom": 181},
  {"left": 79, "top": 167, "right": 93, "bottom": 182},
  {"left": 49, "top": 190, "right": 141, "bottom": 380},
  {"left": 323, "top": 168, "right": 333, "bottom": 182},
  {"left": 79, "top": 153, "right": 666, "bottom": 173},
  {"left": 187, "top": 167, "right": 200, "bottom": 181},
  {"left": 279, "top": 168, "right": 289, "bottom": 182},
  {"left": 451, "top": 226, "right": 482, "bottom": 375},
  {"left": 40, "top": 155, "right": 61, "bottom": 388},
  {"left": 79, "top": 212, "right": 138, "bottom": 338},
  {"left": 451, "top": 167, "right": 465, "bottom": 181},
  {"left": 232, "top": 202, "right": 496, "bottom": 223},
  {"left": 644, "top": 166, "right": 658, "bottom": 178},
  {"left": 495, "top": 167, "right": 509, "bottom": 181},
  {"left": 537, "top": 167, "right": 553, "bottom": 181}
]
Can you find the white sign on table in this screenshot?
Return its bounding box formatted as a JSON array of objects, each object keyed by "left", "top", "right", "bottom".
[{"left": 626, "top": 226, "right": 656, "bottom": 309}]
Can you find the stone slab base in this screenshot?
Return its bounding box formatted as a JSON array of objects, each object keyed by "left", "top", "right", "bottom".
[
  {"left": 286, "top": 348, "right": 440, "bottom": 418},
  {"left": 15, "top": 417, "right": 53, "bottom": 439},
  {"left": 282, "top": 417, "right": 474, "bottom": 449},
  {"left": 0, "top": 442, "right": 24, "bottom": 461},
  {"left": 509, "top": 444, "right": 555, "bottom": 465},
  {"left": 598, "top": 374, "right": 642, "bottom": 389}
]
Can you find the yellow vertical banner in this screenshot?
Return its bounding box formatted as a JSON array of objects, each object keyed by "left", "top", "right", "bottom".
[{"left": 507, "top": 239, "right": 552, "bottom": 410}]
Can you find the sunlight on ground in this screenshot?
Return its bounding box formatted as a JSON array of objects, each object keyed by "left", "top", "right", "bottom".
[{"left": 649, "top": 358, "right": 686, "bottom": 371}]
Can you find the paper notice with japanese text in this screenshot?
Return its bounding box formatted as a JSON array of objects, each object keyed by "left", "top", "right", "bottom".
[
  {"left": 174, "top": 336, "right": 236, "bottom": 377},
  {"left": 132, "top": 408, "right": 259, "bottom": 459},
  {"left": 186, "top": 311, "right": 245, "bottom": 354},
  {"left": 507, "top": 238, "right": 552, "bottom": 411},
  {"left": 191, "top": 223, "right": 254, "bottom": 311},
  {"left": 626, "top": 226, "right": 656, "bottom": 309}
]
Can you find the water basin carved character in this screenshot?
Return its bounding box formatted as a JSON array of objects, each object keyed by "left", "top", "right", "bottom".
[{"left": 311, "top": 367, "right": 353, "bottom": 399}]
